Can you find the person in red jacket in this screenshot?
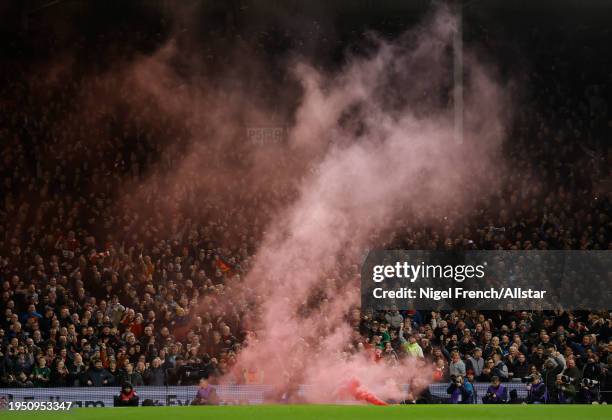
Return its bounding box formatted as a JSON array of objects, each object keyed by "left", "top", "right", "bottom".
[{"left": 114, "top": 382, "right": 139, "bottom": 407}]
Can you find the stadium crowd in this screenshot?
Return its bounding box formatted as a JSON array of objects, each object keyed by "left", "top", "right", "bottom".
[{"left": 0, "top": 6, "right": 611, "bottom": 406}]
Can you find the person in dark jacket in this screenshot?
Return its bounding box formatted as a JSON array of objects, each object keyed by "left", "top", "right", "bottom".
[
  {"left": 542, "top": 353, "right": 565, "bottom": 402},
  {"left": 601, "top": 355, "right": 612, "bottom": 404},
  {"left": 119, "top": 363, "right": 144, "bottom": 387},
  {"left": 512, "top": 353, "right": 531, "bottom": 379},
  {"left": 555, "top": 373, "right": 578, "bottom": 403},
  {"left": 86, "top": 359, "right": 114, "bottom": 386},
  {"left": 143, "top": 357, "right": 166, "bottom": 386},
  {"left": 51, "top": 360, "right": 70, "bottom": 387},
  {"left": 114, "top": 382, "right": 139, "bottom": 407},
  {"left": 580, "top": 357, "right": 603, "bottom": 403},
  {"left": 68, "top": 353, "right": 87, "bottom": 386}
]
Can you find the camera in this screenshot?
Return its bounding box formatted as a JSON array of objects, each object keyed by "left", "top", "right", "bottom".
[
  {"left": 559, "top": 375, "right": 574, "bottom": 385},
  {"left": 581, "top": 378, "right": 599, "bottom": 388},
  {"left": 449, "top": 375, "right": 462, "bottom": 386},
  {"left": 521, "top": 375, "right": 535, "bottom": 384}
]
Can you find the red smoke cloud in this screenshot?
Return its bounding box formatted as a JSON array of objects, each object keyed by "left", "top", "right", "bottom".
[
  {"left": 108, "top": 6, "right": 512, "bottom": 403},
  {"left": 225, "top": 8, "right": 511, "bottom": 402}
]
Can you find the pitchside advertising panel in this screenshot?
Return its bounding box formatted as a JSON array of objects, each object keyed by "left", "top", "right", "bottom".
[
  {"left": 0, "top": 385, "right": 269, "bottom": 407},
  {"left": 0, "top": 383, "right": 532, "bottom": 406},
  {"left": 361, "top": 250, "right": 612, "bottom": 311}
]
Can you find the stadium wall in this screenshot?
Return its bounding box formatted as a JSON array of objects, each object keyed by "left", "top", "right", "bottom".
[{"left": 0, "top": 383, "right": 531, "bottom": 407}]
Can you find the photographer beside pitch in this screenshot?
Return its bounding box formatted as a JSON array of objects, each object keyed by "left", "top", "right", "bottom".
[
  {"left": 482, "top": 376, "right": 508, "bottom": 404},
  {"left": 553, "top": 358, "right": 582, "bottom": 404},
  {"left": 579, "top": 355, "right": 603, "bottom": 403},
  {"left": 446, "top": 375, "right": 475, "bottom": 404},
  {"left": 520, "top": 350, "right": 565, "bottom": 404},
  {"left": 555, "top": 373, "right": 579, "bottom": 403},
  {"left": 524, "top": 373, "right": 547, "bottom": 404},
  {"left": 191, "top": 378, "right": 219, "bottom": 406}
]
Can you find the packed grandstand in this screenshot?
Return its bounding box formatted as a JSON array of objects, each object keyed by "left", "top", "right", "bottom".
[{"left": 0, "top": 0, "right": 611, "bottom": 406}]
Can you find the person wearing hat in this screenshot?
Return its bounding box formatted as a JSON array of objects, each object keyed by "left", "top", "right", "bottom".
[{"left": 114, "top": 382, "right": 139, "bottom": 407}]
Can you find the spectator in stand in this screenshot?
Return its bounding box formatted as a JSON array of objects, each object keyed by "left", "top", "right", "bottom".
[
  {"left": 449, "top": 351, "right": 467, "bottom": 378},
  {"left": 466, "top": 348, "right": 484, "bottom": 378},
  {"left": 31, "top": 356, "right": 51, "bottom": 387},
  {"left": 477, "top": 360, "right": 494, "bottom": 383},
  {"left": 51, "top": 360, "right": 70, "bottom": 387},
  {"left": 432, "top": 358, "right": 448, "bottom": 383},
  {"left": 511, "top": 353, "right": 531, "bottom": 380},
  {"left": 400, "top": 331, "right": 424, "bottom": 359},
  {"left": 570, "top": 335, "right": 597, "bottom": 360},
  {"left": 531, "top": 346, "right": 547, "bottom": 371},
  {"left": 385, "top": 310, "right": 403, "bottom": 329},
  {"left": 120, "top": 363, "right": 145, "bottom": 387},
  {"left": 86, "top": 359, "right": 114, "bottom": 387},
  {"left": 491, "top": 353, "right": 509, "bottom": 381},
  {"left": 144, "top": 357, "right": 167, "bottom": 386}
]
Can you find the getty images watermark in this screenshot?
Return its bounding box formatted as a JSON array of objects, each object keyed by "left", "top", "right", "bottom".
[{"left": 361, "top": 250, "right": 612, "bottom": 311}]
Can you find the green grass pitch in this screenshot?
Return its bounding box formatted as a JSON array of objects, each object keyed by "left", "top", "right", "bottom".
[{"left": 2, "top": 405, "right": 612, "bottom": 420}]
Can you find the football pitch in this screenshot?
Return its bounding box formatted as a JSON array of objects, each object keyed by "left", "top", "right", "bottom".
[{"left": 2, "top": 405, "right": 612, "bottom": 420}]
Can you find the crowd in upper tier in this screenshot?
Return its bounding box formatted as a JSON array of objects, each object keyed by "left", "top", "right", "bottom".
[{"left": 0, "top": 10, "right": 610, "bottom": 404}]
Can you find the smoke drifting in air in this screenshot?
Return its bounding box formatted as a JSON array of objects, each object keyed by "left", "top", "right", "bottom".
[
  {"left": 84, "top": 6, "right": 512, "bottom": 402},
  {"left": 226, "top": 8, "right": 511, "bottom": 401}
]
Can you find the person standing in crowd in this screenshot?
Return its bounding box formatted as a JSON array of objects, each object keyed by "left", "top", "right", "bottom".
[
  {"left": 144, "top": 357, "right": 167, "bottom": 386},
  {"left": 449, "top": 351, "right": 467, "bottom": 378},
  {"left": 466, "top": 348, "right": 484, "bottom": 378},
  {"left": 400, "top": 331, "right": 424, "bottom": 359}
]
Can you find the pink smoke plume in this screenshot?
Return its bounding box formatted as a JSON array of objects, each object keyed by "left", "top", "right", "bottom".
[
  {"left": 99, "top": 6, "right": 513, "bottom": 403},
  {"left": 229, "top": 8, "right": 512, "bottom": 402}
]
